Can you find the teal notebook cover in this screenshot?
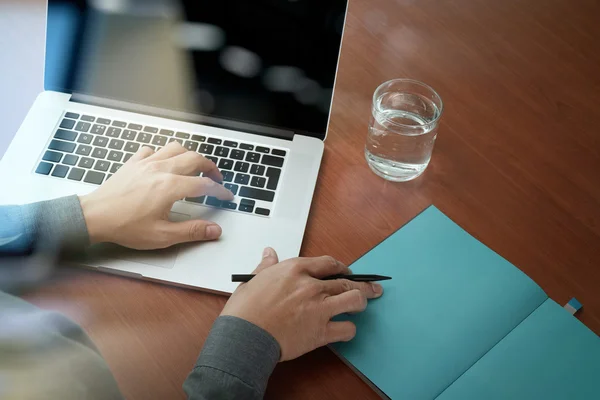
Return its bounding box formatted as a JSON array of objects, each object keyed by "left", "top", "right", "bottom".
[{"left": 332, "top": 206, "right": 600, "bottom": 399}]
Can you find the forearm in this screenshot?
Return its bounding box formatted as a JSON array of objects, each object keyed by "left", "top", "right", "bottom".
[
  {"left": 184, "top": 316, "right": 280, "bottom": 400},
  {"left": 0, "top": 195, "right": 89, "bottom": 255}
]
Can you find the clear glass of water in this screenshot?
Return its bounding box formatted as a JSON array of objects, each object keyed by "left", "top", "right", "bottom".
[{"left": 365, "top": 79, "right": 443, "bottom": 182}]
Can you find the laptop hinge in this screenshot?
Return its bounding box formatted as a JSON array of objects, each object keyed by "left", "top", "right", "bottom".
[{"left": 70, "top": 93, "right": 295, "bottom": 141}]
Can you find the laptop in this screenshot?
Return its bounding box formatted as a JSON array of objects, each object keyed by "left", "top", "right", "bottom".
[{"left": 0, "top": 0, "right": 348, "bottom": 294}]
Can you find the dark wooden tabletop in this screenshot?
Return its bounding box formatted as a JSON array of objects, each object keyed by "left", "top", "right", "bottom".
[{"left": 23, "top": 0, "right": 600, "bottom": 398}]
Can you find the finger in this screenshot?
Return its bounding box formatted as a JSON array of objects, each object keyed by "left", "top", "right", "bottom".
[
  {"left": 158, "top": 219, "right": 223, "bottom": 246},
  {"left": 296, "top": 256, "right": 348, "bottom": 278},
  {"left": 324, "top": 321, "right": 356, "bottom": 344},
  {"left": 253, "top": 247, "right": 279, "bottom": 273},
  {"left": 322, "top": 279, "right": 383, "bottom": 299},
  {"left": 172, "top": 176, "right": 234, "bottom": 201},
  {"left": 325, "top": 289, "right": 368, "bottom": 317},
  {"left": 129, "top": 146, "right": 155, "bottom": 162},
  {"left": 156, "top": 151, "right": 223, "bottom": 181},
  {"left": 146, "top": 141, "right": 187, "bottom": 161}
]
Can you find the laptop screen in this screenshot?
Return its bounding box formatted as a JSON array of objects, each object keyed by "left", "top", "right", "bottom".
[{"left": 45, "top": 0, "right": 348, "bottom": 139}]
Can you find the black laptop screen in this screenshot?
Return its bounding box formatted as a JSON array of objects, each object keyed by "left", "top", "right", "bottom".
[{"left": 45, "top": 0, "right": 347, "bottom": 139}]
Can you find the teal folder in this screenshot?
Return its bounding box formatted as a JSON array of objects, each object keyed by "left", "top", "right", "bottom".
[{"left": 332, "top": 206, "right": 600, "bottom": 399}]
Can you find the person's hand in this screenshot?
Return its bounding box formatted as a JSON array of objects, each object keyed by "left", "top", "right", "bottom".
[
  {"left": 221, "top": 248, "right": 383, "bottom": 361},
  {"left": 78, "top": 142, "right": 234, "bottom": 249}
]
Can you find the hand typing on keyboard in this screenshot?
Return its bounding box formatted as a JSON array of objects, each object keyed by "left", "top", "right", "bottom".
[{"left": 78, "top": 142, "right": 234, "bottom": 249}]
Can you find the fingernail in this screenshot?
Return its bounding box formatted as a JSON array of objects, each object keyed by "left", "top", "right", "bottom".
[
  {"left": 262, "top": 247, "right": 273, "bottom": 258},
  {"left": 371, "top": 283, "right": 383, "bottom": 296},
  {"left": 205, "top": 224, "right": 222, "bottom": 240}
]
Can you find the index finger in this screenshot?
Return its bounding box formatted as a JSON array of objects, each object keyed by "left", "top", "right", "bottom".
[
  {"left": 156, "top": 151, "right": 223, "bottom": 182},
  {"left": 296, "top": 256, "right": 348, "bottom": 278},
  {"left": 173, "top": 176, "right": 234, "bottom": 201}
]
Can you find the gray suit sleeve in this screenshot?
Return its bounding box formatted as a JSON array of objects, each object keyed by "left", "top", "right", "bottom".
[{"left": 183, "top": 316, "right": 281, "bottom": 400}]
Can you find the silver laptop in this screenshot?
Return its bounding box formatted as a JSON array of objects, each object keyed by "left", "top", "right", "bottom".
[{"left": 0, "top": 0, "right": 348, "bottom": 294}]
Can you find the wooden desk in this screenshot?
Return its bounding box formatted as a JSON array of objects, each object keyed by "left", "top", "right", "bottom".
[{"left": 22, "top": 0, "right": 600, "bottom": 398}]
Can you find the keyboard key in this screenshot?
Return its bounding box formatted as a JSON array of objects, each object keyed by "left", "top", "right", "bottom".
[
  {"left": 84, "top": 170, "right": 105, "bottom": 185},
  {"left": 94, "top": 160, "right": 110, "bottom": 171},
  {"left": 266, "top": 167, "right": 281, "bottom": 190},
  {"left": 124, "top": 142, "right": 140, "bottom": 152},
  {"left": 234, "top": 173, "right": 250, "bottom": 185},
  {"left": 215, "top": 147, "right": 230, "bottom": 158},
  {"left": 121, "top": 130, "right": 137, "bottom": 140},
  {"left": 49, "top": 139, "right": 76, "bottom": 153},
  {"left": 75, "top": 144, "right": 92, "bottom": 156},
  {"left": 250, "top": 176, "right": 267, "bottom": 188},
  {"left": 35, "top": 162, "right": 53, "bottom": 175},
  {"left": 168, "top": 138, "right": 183, "bottom": 144},
  {"left": 240, "top": 143, "right": 254, "bottom": 150},
  {"left": 77, "top": 133, "right": 93, "bottom": 144},
  {"left": 51, "top": 164, "right": 69, "bottom": 178},
  {"left": 81, "top": 115, "right": 95, "bottom": 122},
  {"left": 239, "top": 199, "right": 255, "bottom": 213},
  {"left": 128, "top": 123, "right": 142, "bottom": 130},
  {"left": 184, "top": 141, "right": 199, "bottom": 152},
  {"left": 136, "top": 132, "right": 152, "bottom": 143},
  {"left": 108, "top": 151, "right": 123, "bottom": 162},
  {"left": 221, "top": 201, "right": 237, "bottom": 210},
  {"left": 43, "top": 150, "right": 62, "bottom": 163},
  {"left": 255, "top": 208, "right": 270, "bottom": 216},
  {"left": 60, "top": 119, "right": 76, "bottom": 129},
  {"left": 78, "top": 157, "right": 94, "bottom": 169},
  {"left": 218, "top": 159, "right": 234, "bottom": 170},
  {"left": 112, "top": 120, "right": 127, "bottom": 128},
  {"left": 97, "top": 118, "right": 111, "bottom": 125},
  {"left": 106, "top": 127, "right": 122, "bottom": 137},
  {"left": 93, "top": 136, "right": 109, "bottom": 147},
  {"left": 192, "top": 134, "right": 205, "bottom": 142},
  {"left": 261, "top": 154, "right": 284, "bottom": 167},
  {"left": 92, "top": 146, "right": 108, "bottom": 158},
  {"left": 75, "top": 121, "right": 91, "bottom": 132},
  {"left": 159, "top": 129, "right": 174, "bottom": 136},
  {"left": 68, "top": 167, "right": 85, "bottom": 181},
  {"left": 176, "top": 131, "right": 190, "bottom": 139},
  {"left": 55, "top": 129, "right": 77, "bottom": 141},
  {"left": 205, "top": 156, "right": 218, "bottom": 164},
  {"left": 224, "top": 140, "right": 238, "bottom": 148},
  {"left": 256, "top": 146, "right": 270, "bottom": 153},
  {"left": 239, "top": 186, "right": 275, "bottom": 202},
  {"left": 63, "top": 154, "right": 79, "bottom": 166},
  {"left": 199, "top": 144, "right": 214, "bottom": 154},
  {"left": 250, "top": 164, "right": 265, "bottom": 176},
  {"left": 222, "top": 170, "right": 234, "bottom": 182},
  {"left": 144, "top": 126, "right": 158, "bottom": 133},
  {"left": 230, "top": 149, "right": 245, "bottom": 160},
  {"left": 108, "top": 139, "right": 125, "bottom": 150},
  {"left": 205, "top": 196, "right": 222, "bottom": 207},
  {"left": 246, "top": 152, "right": 260, "bottom": 163},
  {"left": 91, "top": 124, "right": 106, "bottom": 135},
  {"left": 234, "top": 161, "right": 249, "bottom": 173},
  {"left": 65, "top": 112, "right": 80, "bottom": 119},
  {"left": 272, "top": 149, "right": 286, "bottom": 157},
  {"left": 152, "top": 135, "right": 167, "bottom": 146},
  {"left": 123, "top": 153, "right": 133, "bottom": 162},
  {"left": 110, "top": 163, "right": 123, "bottom": 173},
  {"left": 186, "top": 196, "right": 205, "bottom": 204},
  {"left": 207, "top": 137, "right": 222, "bottom": 145},
  {"left": 224, "top": 183, "right": 239, "bottom": 195},
  {"left": 107, "top": 174, "right": 113, "bottom": 180}
]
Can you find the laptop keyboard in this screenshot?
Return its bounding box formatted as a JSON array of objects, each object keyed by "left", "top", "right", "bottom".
[{"left": 35, "top": 112, "right": 288, "bottom": 217}]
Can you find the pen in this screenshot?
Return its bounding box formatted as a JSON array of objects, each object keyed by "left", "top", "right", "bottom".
[{"left": 231, "top": 274, "right": 392, "bottom": 283}]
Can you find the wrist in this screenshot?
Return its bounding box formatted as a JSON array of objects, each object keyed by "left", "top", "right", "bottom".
[{"left": 78, "top": 194, "right": 109, "bottom": 244}]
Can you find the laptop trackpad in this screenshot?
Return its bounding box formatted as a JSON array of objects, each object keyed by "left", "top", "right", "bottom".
[{"left": 85, "top": 212, "right": 190, "bottom": 269}]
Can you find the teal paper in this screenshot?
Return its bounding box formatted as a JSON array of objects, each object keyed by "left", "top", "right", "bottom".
[
  {"left": 438, "top": 299, "right": 600, "bottom": 399},
  {"left": 332, "top": 206, "right": 548, "bottom": 399}
]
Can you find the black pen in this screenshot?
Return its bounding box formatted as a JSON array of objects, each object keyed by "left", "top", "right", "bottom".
[{"left": 231, "top": 274, "right": 392, "bottom": 283}]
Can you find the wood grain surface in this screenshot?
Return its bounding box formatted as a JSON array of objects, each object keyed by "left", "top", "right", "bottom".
[{"left": 22, "top": 0, "right": 600, "bottom": 399}]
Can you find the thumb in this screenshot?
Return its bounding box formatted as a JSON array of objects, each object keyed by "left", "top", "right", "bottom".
[
  {"left": 253, "top": 247, "right": 279, "bottom": 273},
  {"left": 160, "top": 220, "right": 223, "bottom": 246}
]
